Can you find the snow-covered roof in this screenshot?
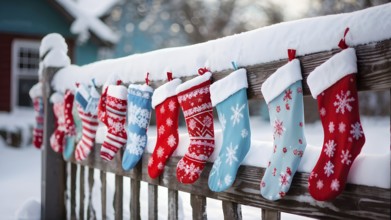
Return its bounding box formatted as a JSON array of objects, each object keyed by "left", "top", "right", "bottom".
[
  {"left": 75, "top": 0, "right": 120, "bottom": 18},
  {"left": 54, "top": 0, "right": 119, "bottom": 45}
]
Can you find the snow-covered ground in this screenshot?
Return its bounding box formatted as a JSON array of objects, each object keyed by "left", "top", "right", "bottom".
[{"left": 0, "top": 113, "right": 389, "bottom": 219}]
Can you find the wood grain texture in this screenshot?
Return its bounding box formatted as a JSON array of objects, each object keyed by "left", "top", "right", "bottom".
[
  {"left": 68, "top": 151, "right": 391, "bottom": 220},
  {"left": 148, "top": 184, "right": 158, "bottom": 220},
  {"left": 130, "top": 163, "right": 141, "bottom": 220},
  {"left": 191, "top": 194, "right": 207, "bottom": 220},
  {"left": 100, "top": 170, "right": 107, "bottom": 220},
  {"left": 262, "top": 209, "right": 281, "bottom": 220},
  {"left": 70, "top": 163, "right": 77, "bottom": 220},
  {"left": 87, "top": 167, "right": 96, "bottom": 220},
  {"left": 41, "top": 67, "right": 66, "bottom": 220},
  {"left": 168, "top": 189, "right": 178, "bottom": 220},
  {"left": 222, "top": 201, "right": 242, "bottom": 220},
  {"left": 114, "top": 175, "right": 123, "bottom": 220},
  {"left": 79, "top": 165, "right": 85, "bottom": 220}
]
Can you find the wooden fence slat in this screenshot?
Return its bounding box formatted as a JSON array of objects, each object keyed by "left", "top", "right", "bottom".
[
  {"left": 70, "top": 163, "right": 77, "bottom": 220},
  {"left": 262, "top": 209, "right": 281, "bottom": 220},
  {"left": 168, "top": 189, "right": 178, "bottom": 220},
  {"left": 41, "top": 67, "right": 66, "bottom": 220},
  {"left": 114, "top": 174, "right": 123, "bottom": 220},
  {"left": 79, "top": 165, "right": 85, "bottom": 220},
  {"left": 191, "top": 194, "right": 207, "bottom": 220},
  {"left": 101, "top": 171, "right": 107, "bottom": 220},
  {"left": 148, "top": 184, "right": 158, "bottom": 220},
  {"left": 222, "top": 201, "right": 242, "bottom": 220},
  {"left": 87, "top": 167, "right": 95, "bottom": 220},
  {"left": 130, "top": 163, "right": 142, "bottom": 220}
]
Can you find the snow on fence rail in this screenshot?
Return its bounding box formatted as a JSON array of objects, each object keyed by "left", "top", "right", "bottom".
[{"left": 40, "top": 4, "right": 391, "bottom": 220}]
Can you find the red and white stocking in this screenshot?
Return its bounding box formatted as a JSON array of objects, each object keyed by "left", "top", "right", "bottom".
[
  {"left": 307, "top": 47, "right": 365, "bottom": 201},
  {"left": 148, "top": 74, "right": 181, "bottom": 178},
  {"left": 175, "top": 69, "right": 214, "bottom": 184},
  {"left": 64, "top": 90, "right": 76, "bottom": 136},
  {"left": 29, "top": 82, "right": 44, "bottom": 149},
  {"left": 50, "top": 93, "right": 66, "bottom": 153},
  {"left": 100, "top": 85, "right": 128, "bottom": 161}
]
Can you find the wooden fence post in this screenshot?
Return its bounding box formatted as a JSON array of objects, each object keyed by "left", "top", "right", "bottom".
[{"left": 41, "top": 67, "right": 66, "bottom": 220}]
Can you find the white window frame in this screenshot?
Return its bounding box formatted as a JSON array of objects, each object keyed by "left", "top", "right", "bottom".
[{"left": 11, "top": 39, "right": 41, "bottom": 110}]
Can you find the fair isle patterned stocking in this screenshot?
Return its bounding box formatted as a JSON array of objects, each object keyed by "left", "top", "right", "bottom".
[
  {"left": 148, "top": 76, "right": 181, "bottom": 179},
  {"left": 176, "top": 69, "right": 214, "bottom": 184},
  {"left": 307, "top": 48, "right": 365, "bottom": 201},
  {"left": 208, "top": 69, "right": 251, "bottom": 192},
  {"left": 259, "top": 53, "right": 307, "bottom": 201},
  {"left": 122, "top": 84, "right": 153, "bottom": 171},
  {"left": 100, "top": 85, "right": 128, "bottom": 161}
]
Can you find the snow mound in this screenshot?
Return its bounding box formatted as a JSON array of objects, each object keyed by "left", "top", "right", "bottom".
[{"left": 15, "top": 198, "right": 41, "bottom": 220}]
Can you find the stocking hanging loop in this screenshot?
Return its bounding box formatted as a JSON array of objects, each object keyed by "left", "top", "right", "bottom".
[
  {"left": 167, "top": 72, "right": 173, "bottom": 81},
  {"left": 288, "top": 49, "right": 296, "bottom": 61},
  {"left": 338, "top": 27, "right": 350, "bottom": 50},
  {"left": 145, "top": 72, "right": 150, "bottom": 85},
  {"left": 198, "top": 67, "right": 209, "bottom": 75}
]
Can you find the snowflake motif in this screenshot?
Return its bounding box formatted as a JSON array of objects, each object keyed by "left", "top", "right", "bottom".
[
  {"left": 320, "top": 107, "right": 326, "bottom": 116},
  {"left": 157, "top": 162, "right": 164, "bottom": 170},
  {"left": 331, "top": 179, "right": 340, "bottom": 191},
  {"left": 279, "top": 191, "right": 286, "bottom": 198},
  {"left": 324, "top": 161, "right": 334, "bottom": 177},
  {"left": 279, "top": 172, "right": 290, "bottom": 187},
  {"left": 276, "top": 106, "right": 281, "bottom": 113},
  {"left": 310, "top": 171, "right": 318, "bottom": 179},
  {"left": 189, "top": 119, "right": 197, "bottom": 130},
  {"left": 158, "top": 125, "right": 165, "bottom": 136},
  {"left": 324, "top": 140, "right": 336, "bottom": 158},
  {"left": 334, "top": 90, "right": 355, "bottom": 114},
  {"left": 209, "top": 157, "right": 221, "bottom": 177},
  {"left": 157, "top": 147, "right": 164, "bottom": 158},
  {"left": 148, "top": 157, "right": 153, "bottom": 166},
  {"left": 127, "top": 103, "right": 151, "bottom": 128},
  {"left": 316, "top": 180, "right": 324, "bottom": 190},
  {"left": 224, "top": 174, "right": 233, "bottom": 186},
  {"left": 160, "top": 106, "right": 165, "bottom": 114},
  {"left": 297, "top": 87, "right": 303, "bottom": 93},
  {"left": 241, "top": 129, "right": 248, "bottom": 138},
  {"left": 186, "top": 163, "right": 200, "bottom": 180},
  {"left": 168, "top": 100, "right": 176, "bottom": 112},
  {"left": 341, "top": 149, "right": 352, "bottom": 165},
  {"left": 285, "top": 103, "right": 290, "bottom": 110},
  {"left": 338, "top": 122, "right": 346, "bottom": 133},
  {"left": 219, "top": 113, "right": 226, "bottom": 131},
  {"left": 225, "top": 143, "right": 239, "bottom": 166},
  {"left": 203, "top": 116, "right": 212, "bottom": 128},
  {"left": 328, "top": 121, "right": 335, "bottom": 133},
  {"left": 166, "top": 118, "right": 173, "bottom": 127},
  {"left": 167, "top": 135, "right": 176, "bottom": 147},
  {"left": 350, "top": 122, "right": 364, "bottom": 140},
  {"left": 283, "top": 89, "right": 292, "bottom": 102},
  {"left": 230, "top": 103, "right": 245, "bottom": 126},
  {"left": 273, "top": 119, "right": 285, "bottom": 138}
]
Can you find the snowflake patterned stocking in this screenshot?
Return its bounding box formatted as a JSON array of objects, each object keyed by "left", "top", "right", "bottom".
[
  {"left": 50, "top": 93, "right": 66, "bottom": 153},
  {"left": 29, "top": 82, "right": 44, "bottom": 149},
  {"left": 208, "top": 69, "right": 251, "bottom": 192},
  {"left": 74, "top": 83, "right": 100, "bottom": 161},
  {"left": 122, "top": 84, "right": 153, "bottom": 170},
  {"left": 148, "top": 77, "right": 181, "bottom": 178},
  {"left": 307, "top": 48, "right": 365, "bottom": 201},
  {"left": 100, "top": 85, "right": 128, "bottom": 161},
  {"left": 259, "top": 54, "right": 307, "bottom": 201},
  {"left": 176, "top": 69, "right": 214, "bottom": 184}
]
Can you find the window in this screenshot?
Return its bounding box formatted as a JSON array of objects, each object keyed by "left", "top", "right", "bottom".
[{"left": 12, "top": 39, "right": 40, "bottom": 108}]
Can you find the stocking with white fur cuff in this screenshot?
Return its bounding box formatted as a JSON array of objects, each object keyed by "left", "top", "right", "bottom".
[
  {"left": 50, "top": 92, "right": 66, "bottom": 153},
  {"left": 100, "top": 85, "right": 128, "bottom": 161},
  {"left": 307, "top": 47, "right": 365, "bottom": 201},
  {"left": 148, "top": 76, "right": 181, "bottom": 179}
]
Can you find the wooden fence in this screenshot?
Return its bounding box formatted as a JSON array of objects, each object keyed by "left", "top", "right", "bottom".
[{"left": 40, "top": 38, "right": 391, "bottom": 219}]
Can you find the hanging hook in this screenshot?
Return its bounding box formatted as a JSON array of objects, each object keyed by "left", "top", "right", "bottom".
[
  {"left": 167, "top": 72, "right": 173, "bottom": 81},
  {"left": 288, "top": 49, "right": 296, "bottom": 61},
  {"left": 338, "top": 27, "right": 350, "bottom": 50},
  {"left": 145, "top": 72, "right": 150, "bottom": 85},
  {"left": 231, "top": 61, "right": 238, "bottom": 70}
]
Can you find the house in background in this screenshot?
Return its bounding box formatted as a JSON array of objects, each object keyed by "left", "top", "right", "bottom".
[{"left": 0, "top": 0, "right": 119, "bottom": 112}]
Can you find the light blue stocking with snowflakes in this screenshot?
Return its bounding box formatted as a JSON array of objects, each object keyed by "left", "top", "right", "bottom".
[
  {"left": 260, "top": 80, "right": 307, "bottom": 201},
  {"left": 122, "top": 85, "right": 153, "bottom": 171},
  {"left": 208, "top": 71, "right": 251, "bottom": 192}
]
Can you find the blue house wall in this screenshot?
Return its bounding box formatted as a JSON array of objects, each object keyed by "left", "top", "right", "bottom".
[{"left": 0, "top": 0, "right": 99, "bottom": 65}]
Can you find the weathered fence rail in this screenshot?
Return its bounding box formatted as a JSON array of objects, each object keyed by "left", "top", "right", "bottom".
[{"left": 41, "top": 38, "right": 391, "bottom": 220}]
